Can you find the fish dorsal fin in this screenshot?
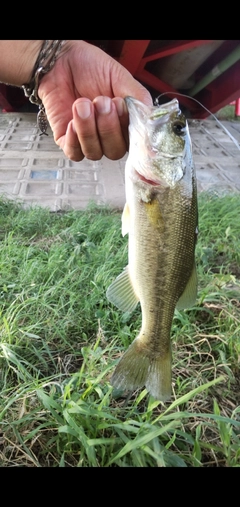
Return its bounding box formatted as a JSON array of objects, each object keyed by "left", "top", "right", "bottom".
[
  {"left": 106, "top": 266, "right": 139, "bottom": 313},
  {"left": 176, "top": 262, "right": 198, "bottom": 310},
  {"left": 121, "top": 202, "right": 130, "bottom": 237}
]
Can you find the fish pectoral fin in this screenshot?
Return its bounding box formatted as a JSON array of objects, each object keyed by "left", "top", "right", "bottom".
[
  {"left": 176, "top": 262, "right": 198, "bottom": 310},
  {"left": 121, "top": 202, "right": 130, "bottom": 237},
  {"left": 106, "top": 266, "right": 139, "bottom": 313}
]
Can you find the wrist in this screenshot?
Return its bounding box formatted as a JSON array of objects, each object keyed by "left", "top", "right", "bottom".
[
  {"left": 24, "top": 41, "right": 67, "bottom": 107},
  {"left": 0, "top": 40, "right": 44, "bottom": 86}
]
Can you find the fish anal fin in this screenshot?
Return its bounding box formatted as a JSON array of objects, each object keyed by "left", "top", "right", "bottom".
[
  {"left": 121, "top": 202, "right": 130, "bottom": 237},
  {"left": 111, "top": 337, "right": 172, "bottom": 402},
  {"left": 106, "top": 266, "right": 139, "bottom": 313},
  {"left": 176, "top": 262, "right": 198, "bottom": 311}
]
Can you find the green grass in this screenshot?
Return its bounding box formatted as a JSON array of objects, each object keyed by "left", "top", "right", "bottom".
[
  {"left": 0, "top": 194, "right": 239, "bottom": 467},
  {"left": 216, "top": 104, "right": 240, "bottom": 121}
]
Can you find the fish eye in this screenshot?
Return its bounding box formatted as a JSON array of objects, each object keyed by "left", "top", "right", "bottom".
[{"left": 172, "top": 121, "right": 186, "bottom": 136}]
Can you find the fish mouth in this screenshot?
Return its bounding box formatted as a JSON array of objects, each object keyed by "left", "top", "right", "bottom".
[{"left": 125, "top": 96, "right": 180, "bottom": 120}]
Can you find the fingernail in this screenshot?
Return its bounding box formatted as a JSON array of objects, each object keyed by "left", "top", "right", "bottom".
[
  {"left": 95, "top": 97, "right": 112, "bottom": 114},
  {"left": 115, "top": 98, "right": 127, "bottom": 117},
  {"left": 76, "top": 101, "right": 91, "bottom": 119}
]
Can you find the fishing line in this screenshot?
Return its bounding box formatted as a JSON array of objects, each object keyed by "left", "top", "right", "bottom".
[{"left": 155, "top": 92, "right": 240, "bottom": 151}]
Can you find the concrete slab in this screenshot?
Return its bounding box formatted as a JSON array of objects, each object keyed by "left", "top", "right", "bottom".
[{"left": 0, "top": 112, "right": 239, "bottom": 211}]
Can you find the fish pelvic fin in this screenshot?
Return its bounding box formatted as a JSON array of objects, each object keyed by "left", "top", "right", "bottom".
[
  {"left": 111, "top": 337, "right": 172, "bottom": 402},
  {"left": 106, "top": 266, "right": 139, "bottom": 313}
]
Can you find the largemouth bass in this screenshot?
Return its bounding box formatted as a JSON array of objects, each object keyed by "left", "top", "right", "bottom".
[{"left": 106, "top": 97, "right": 198, "bottom": 401}]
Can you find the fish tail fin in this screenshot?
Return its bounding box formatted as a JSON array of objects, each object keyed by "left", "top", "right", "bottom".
[{"left": 111, "top": 337, "right": 172, "bottom": 402}]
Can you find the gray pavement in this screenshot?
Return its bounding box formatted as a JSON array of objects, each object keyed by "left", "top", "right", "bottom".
[{"left": 0, "top": 112, "right": 240, "bottom": 211}]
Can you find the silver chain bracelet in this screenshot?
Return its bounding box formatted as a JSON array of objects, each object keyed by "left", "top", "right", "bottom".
[{"left": 22, "top": 40, "right": 66, "bottom": 135}]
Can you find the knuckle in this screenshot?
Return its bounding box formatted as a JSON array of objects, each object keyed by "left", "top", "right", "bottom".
[
  {"left": 64, "top": 147, "right": 84, "bottom": 162},
  {"left": 84, "top": 152, "right": 103, "bottom": 161}
]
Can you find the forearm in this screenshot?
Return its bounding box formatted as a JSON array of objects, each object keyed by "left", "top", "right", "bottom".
[{"left": 0, "top": 40, "right": 43, "bottom": 86}]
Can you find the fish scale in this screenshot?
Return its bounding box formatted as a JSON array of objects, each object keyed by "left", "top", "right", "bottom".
[
  {"left": 106, "top": 97, "right": 198, "bottom": 401},
  {"left": 133, "top": 189, "right": 195, "bottom": 341}
]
